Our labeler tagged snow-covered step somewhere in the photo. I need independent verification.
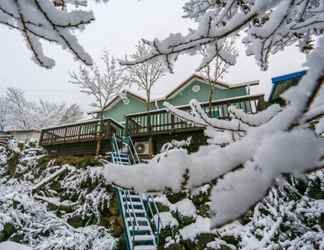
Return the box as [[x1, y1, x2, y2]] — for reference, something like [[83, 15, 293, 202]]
[[129, 225, 151, 231], [125, 212, 146, 218], [124, 208, 145, 213], [126, 218, 149, 226], [112, 152, 128, 156], [121, 195, 142, 200], [124, 201, 143, 206], [124, 204, 144, 210], [113, 157, 129, 161], [134, 245, 156, 250], [133, 235, 155, 242], [110, 137, 159, 250]]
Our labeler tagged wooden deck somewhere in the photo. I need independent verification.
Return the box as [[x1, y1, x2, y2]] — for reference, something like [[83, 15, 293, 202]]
[[40, 118, 123, 155], [126, 94, 264, 137], [40, 94, 265, 156], [125, 94, 265, 155]]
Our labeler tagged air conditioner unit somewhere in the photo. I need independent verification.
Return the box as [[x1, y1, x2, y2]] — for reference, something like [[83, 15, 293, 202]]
[[134, 141, 150, 155]]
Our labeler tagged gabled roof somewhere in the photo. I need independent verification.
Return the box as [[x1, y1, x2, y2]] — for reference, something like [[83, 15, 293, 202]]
[[88, 91, 146, 115], [88, 74, 259, 114], [165, 74, 259, 99]]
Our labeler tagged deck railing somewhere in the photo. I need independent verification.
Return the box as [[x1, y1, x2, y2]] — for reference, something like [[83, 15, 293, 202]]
[[126, 94, 265, 136], [40, 118, 124, 146]]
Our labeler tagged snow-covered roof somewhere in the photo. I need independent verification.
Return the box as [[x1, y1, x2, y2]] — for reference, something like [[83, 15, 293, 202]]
[[165, 74, 259, 99], [125, 94, 264, 117], [41, 117, 124, 130], [6, 129, 40, 133], [88, 74, 260, 114], [88, 91, 147, 115]]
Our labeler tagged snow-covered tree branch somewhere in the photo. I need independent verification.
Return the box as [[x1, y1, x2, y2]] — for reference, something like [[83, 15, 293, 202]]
[[199, 38, 238, 115], [70, 51, 128, 155], [123, 41, 167, 111], [0, 0, 110, 68], [102, 36, 324, 227], [70, 51, 128, 113], [1, 87, 83, 130], [123, 0, 324, 71]]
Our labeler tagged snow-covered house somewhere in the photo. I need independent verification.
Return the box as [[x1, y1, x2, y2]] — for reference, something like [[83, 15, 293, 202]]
[[90, 74, 260, 124], [7, 129, 41, 144], [40, 75, 264, 157]]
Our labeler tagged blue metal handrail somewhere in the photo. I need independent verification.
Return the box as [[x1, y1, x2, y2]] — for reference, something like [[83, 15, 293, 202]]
[[146, 195, 161, 245], [111, 133, 160, 249]]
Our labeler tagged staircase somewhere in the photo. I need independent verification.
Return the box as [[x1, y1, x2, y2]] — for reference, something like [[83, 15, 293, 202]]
[[110, 135, 161, 250]]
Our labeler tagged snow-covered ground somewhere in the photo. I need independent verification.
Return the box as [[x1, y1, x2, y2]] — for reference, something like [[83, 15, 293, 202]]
[[0, 145, 116, 250], [1, 142, 324, 249]]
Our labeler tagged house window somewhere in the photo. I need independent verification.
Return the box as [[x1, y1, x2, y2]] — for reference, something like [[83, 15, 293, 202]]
[[192, 85, 200, 93], [123, 98, 130, 105]]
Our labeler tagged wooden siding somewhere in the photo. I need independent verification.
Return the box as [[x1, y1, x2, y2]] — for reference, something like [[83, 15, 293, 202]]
[[166, 78, 247, 107], [102, 94, 146, 123]]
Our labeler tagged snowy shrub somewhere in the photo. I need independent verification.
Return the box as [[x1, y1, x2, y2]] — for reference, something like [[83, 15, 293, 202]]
[[0, 146, 117, 249], [0, 184, 115, 250]]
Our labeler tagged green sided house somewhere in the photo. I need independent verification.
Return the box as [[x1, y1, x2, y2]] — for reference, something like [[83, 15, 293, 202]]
[[40, 74, 264, 157], [96, 74, 260, 124]]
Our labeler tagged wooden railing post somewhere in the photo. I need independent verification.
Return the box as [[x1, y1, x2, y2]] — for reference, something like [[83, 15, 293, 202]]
[[147, 113, 152, 134], [63, 127, 67, 142]]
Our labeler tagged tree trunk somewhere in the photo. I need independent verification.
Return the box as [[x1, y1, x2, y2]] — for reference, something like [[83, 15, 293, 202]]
[[95, 110, 104, 157], [208, 81, 213, 117], [146, 91, 153, 157], [146, 91, 151, 133], [7, 151, 19, 177]]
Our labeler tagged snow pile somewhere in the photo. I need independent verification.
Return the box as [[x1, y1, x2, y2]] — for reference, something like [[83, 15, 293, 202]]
[[317, 117, 324, 135], [154, 212, 179, 229], [179, 216, 211, 241], [170, 198, 197, 218], [0, 241, 32, 250]]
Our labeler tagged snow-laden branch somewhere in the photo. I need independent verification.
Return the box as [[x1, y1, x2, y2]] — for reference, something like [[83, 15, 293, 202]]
[[102, 36, 324, 227], [32, 166, 67, 191], [228, 104, 282, 127], [70, 51, 128, 112], [164, 100, 249, 133], [0, 0, 105, 68], [0, 87, 83, 130], [122, 41, 167, 110], [122, 0, 324, 71]]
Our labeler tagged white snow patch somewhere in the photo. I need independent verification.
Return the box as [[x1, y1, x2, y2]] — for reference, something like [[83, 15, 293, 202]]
[[0, 241, 32, 250], [154, 212, 179, 229], [179, 216, 211, 240], [170, 198, 197, 218]]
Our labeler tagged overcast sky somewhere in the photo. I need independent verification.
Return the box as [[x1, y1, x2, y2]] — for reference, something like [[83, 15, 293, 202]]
[[0, 0, 305, 112]]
